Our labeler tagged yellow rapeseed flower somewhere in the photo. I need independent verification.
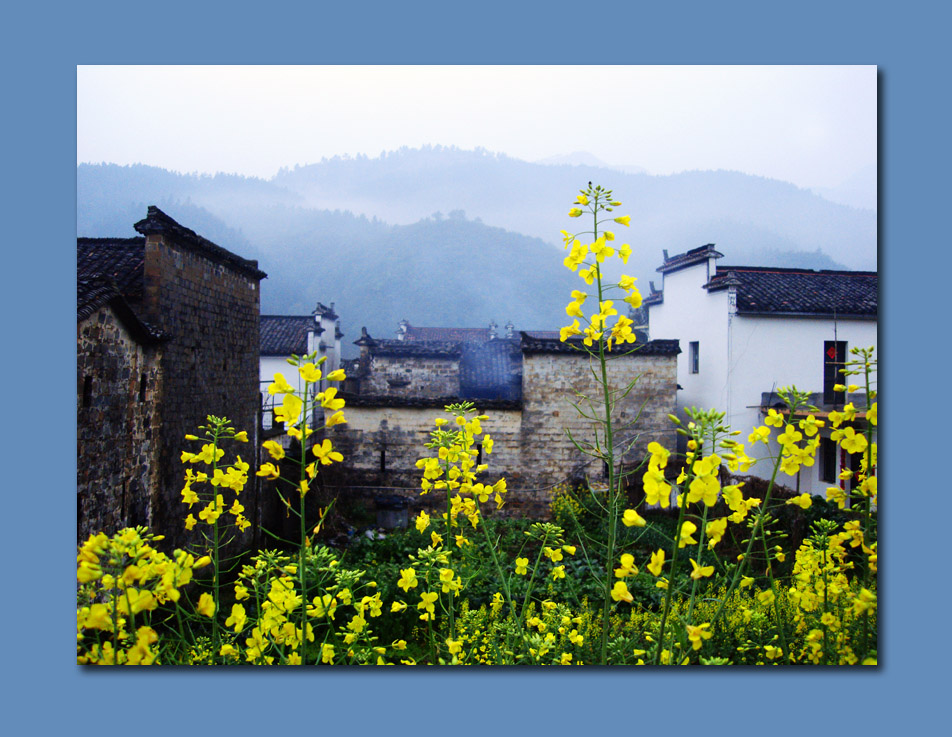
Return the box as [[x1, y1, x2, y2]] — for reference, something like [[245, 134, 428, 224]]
[[648, 549, 666, 577], [611, 581, 634, 603], [197, 593, 216, 618]]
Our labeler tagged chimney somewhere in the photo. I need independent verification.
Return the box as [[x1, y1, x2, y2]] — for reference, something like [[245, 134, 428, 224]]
[[396, 319, 409, 340], [505, 320, 514, 339], [355, 327, 376, 360], [488, 320, 498, 340]]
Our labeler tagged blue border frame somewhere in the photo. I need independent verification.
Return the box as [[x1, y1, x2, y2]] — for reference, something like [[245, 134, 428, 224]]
[[9, 0, 945, 733]]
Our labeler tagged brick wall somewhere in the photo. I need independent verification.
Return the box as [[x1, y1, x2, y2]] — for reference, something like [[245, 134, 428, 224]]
[[77, 305, 161, 540], [140, 233, 263, 550]]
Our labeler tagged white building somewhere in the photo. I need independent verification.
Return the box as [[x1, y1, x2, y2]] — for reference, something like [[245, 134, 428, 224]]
[[645, 245, 877, 496], [259, 303, 342, 431]]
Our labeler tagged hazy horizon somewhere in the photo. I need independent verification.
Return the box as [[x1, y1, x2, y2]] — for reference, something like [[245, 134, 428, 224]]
[[78, 66, 876, 195]]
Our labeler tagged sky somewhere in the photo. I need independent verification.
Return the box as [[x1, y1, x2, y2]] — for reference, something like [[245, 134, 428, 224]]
[[77, 65, 876, 192]]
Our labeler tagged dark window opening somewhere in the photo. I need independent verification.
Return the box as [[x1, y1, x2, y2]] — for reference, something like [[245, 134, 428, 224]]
[[823, 341, 847, 404], [689, 341, 699, 374], [603, 461, 610, 479], [82, 375, 93, 408], [379, 447, 387, 473], [138, 373, 147, 402], [476, 444, 483, 466], [819, 437, 838, 483]]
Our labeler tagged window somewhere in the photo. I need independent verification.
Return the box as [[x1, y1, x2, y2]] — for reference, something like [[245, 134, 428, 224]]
[[138, 373, 148, 402], [379, 447, 387, 473], [689, 341, 699, 374], [819, 436, 838, 482], [823, 341, 847, 404], [82, 375, 93, 408]]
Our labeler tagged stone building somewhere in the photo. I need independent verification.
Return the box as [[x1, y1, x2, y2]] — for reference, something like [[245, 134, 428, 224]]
[[77, 275, 166, 539], [330, 324, 680, 517], [77, 207, 267, 548]]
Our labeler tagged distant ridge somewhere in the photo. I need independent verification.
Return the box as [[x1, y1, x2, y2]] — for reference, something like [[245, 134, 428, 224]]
[[78, 147, 875, 357]]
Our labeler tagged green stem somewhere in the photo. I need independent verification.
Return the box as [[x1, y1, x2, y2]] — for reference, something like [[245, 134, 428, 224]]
[[654, 488, 690, 664], [686, 504, 711, 625], [589, 197, 622, 665], [520, 530, 551, 621], [211, 428, 221, 663], [758, 518, 790, 661], [297, 391, 311, 664], [441, 455, 455, 640], [709, 448, 785, 628]]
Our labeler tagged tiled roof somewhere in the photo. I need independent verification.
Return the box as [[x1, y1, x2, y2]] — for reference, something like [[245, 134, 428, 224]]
[[77, 238, 146, 300], [77, 275, 166, 343], [341, 393, 522, 410], [371, 339, 464, 358], [520, 333, 680, 356], [523, 330, 562, 340], [706, 266, 878, 318], [642, 285, 664, 307], [134, 206, 267, 280], [403, 325, 492, 342], [260, 315, 323, 355], [657, 244, 724, 274], [460, 340, 522, 401]]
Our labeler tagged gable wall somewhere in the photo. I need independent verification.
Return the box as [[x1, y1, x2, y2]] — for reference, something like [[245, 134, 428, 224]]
[[141, 234, 263, 548], [362, 354, 461, 398]]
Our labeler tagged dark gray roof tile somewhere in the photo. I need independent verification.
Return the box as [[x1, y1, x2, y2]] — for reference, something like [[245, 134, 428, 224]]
[[260, 315, 323, 355], [707, 266, 877, 317], [77, 238, 146, 300]]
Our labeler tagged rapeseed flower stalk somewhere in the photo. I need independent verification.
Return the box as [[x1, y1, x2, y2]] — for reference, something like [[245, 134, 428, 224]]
[[180, 415, 251, 659], [412, 401, 524, 659], [254, 350, 353, 663], [557, 184, 644, 662]]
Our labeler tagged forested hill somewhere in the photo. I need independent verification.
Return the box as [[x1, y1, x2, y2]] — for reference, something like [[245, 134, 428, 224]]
[[78, 148, 875, 356]]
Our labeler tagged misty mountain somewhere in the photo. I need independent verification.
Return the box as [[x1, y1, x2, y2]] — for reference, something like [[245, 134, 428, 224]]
[[270, 147, 875, 270], [810, 163, 878, 211], [77, 148, 875, 356], [535, 151, 647, 176]]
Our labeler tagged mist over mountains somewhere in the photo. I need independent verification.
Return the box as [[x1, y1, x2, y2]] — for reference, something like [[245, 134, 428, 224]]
[[77, 147, 876, 356]]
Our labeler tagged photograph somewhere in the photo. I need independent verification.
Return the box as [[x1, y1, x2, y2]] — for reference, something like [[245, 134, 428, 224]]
[[76, 65, 877, 667]]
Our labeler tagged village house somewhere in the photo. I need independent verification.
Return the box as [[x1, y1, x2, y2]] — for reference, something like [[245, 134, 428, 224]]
[[259, 303, 343, 432], [327, 321, 680, 517], [77, 207, 267, 548], [644, 244, 878, 496]]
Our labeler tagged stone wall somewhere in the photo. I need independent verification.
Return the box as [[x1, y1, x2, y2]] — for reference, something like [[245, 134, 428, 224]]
[[327, 403, 525, 516], [77, 305, 161, 540], [521, 350, 679, 491], [329, 346, 678, 520], [361, 354, 461, 398]]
